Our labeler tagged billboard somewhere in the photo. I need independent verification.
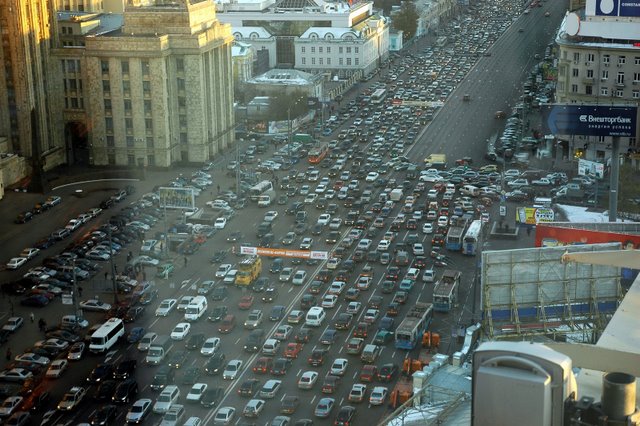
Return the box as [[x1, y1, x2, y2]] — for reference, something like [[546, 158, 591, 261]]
[[240, 246, 328, 260], [481, 243, 622, 338], [541, 104, 637, 137], [535, 222, 640, 249], [515, 207, 555, 225], [591, 0, 640, 17], [578, 159, 605, 179], [158, 187, 195, 209]]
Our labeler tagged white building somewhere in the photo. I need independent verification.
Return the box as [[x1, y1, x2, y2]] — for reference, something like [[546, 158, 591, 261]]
[[415, 0, 458, 37], [232, 27, 277, 69], [232, 41, 256, 83], [555, 0, 640, 162]]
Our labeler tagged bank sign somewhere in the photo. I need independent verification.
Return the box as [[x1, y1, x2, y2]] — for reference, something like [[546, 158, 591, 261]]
[[542, 104, 637, 137], [593, 0, 640, 16]]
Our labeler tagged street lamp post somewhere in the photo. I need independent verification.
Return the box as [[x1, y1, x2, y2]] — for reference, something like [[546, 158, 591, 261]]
[[107, 226, 119, 305]]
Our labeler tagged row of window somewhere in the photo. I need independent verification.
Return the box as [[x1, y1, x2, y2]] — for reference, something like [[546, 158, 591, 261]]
[[104, 99, 153, 113], [106, 154, 156, 167], [571, 69, 640, 85], [101, 59, 151, 76], [105, 117, 153, 131], [102, 80, 151, 95], [572, 52, 640, 66], [568, 84, 640, 98], [301, 46, 360, 54], [301, 57, 359, 66]]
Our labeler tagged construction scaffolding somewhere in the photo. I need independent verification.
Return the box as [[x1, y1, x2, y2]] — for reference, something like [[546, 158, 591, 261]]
[[481, 243, 623, 339]]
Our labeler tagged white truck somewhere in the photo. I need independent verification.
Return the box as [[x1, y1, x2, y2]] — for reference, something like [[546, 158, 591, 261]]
[[390, 188, 404, 202]]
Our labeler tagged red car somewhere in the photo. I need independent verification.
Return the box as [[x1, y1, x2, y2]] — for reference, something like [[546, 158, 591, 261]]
[[252, 357, 272, 374], [284, 343, 303, 359], [321, 374, 341, 394], [238, 295, 254, 310], [359, 365, 378, 383], [353, 322, 369, 338]]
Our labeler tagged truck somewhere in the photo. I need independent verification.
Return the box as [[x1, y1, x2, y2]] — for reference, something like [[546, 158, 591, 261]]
[[424, 154, 447, 169], [145, 335, 173, 365], [235, 256, 262, 287], [552, 185, 585, 201], [390, 188, 404, 202], [432, 270, 461, 313]]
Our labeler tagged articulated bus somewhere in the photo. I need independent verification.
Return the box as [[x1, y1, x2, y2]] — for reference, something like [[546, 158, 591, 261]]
[[394, 302, 433, 350], [462, 219, 483, 255], [371, 89, 387, 104], [308, 144, 329, 164]]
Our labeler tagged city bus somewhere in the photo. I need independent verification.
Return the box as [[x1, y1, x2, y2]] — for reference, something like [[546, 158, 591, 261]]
[[249, 180, 275, 201], [433, 270, 461, 313], [445, 223, 467, 251], [371, 89, 387, 104], [394, 302, 433, 350], [89, 318, 125, 354], [308, 144, 329, 164], [462, 219, 483, 256]]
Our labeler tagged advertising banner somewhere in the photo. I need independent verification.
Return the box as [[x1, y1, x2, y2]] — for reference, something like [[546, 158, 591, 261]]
[[593, 0, 640, 17], [578, 159, 605, 179], [541, 104, 637, 137], [240, 246, 328, 259], [158, 187, 195, 209], [535, 224, 640, 248], [516, 207, 555, 225]]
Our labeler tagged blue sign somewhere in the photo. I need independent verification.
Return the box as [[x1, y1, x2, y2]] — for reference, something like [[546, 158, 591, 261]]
[[541, 104, 637, 137], [595, 0, 640, 16]]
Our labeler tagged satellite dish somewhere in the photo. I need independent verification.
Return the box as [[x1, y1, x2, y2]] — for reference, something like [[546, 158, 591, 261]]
[[565, 13, 580, 36]]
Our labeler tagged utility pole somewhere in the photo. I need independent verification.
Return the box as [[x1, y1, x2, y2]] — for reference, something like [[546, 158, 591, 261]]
[[72, 259, 83, 322], [107, 226, 119, 305]]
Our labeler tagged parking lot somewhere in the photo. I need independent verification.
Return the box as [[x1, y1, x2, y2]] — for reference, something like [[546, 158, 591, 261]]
[[0, 0, 571, 425]]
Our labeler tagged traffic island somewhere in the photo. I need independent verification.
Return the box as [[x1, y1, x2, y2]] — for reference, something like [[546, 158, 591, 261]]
[[489, 221, 519, 239]]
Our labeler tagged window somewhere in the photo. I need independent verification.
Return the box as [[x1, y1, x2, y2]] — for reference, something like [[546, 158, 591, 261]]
[[179, 115, 187, 127], [327, 47, 331, 53], [617, 72, 625, 85], [586, 69, 594, 78], [102, 80, 110, 93], [126, 136, 134, 147], [180, 133, 188, 144], [143, 81, 151, 94], [635, 57, 640, 65], [104, 99, 112, 111], [572, 68, 579, 77], [178, 97, 186, 107], [147, 137, 154, 148], [573, 52, 580, 62], [603, 54, 610, 64], [339, 47, 343, 54], [125, 118, 133, 131], [319, 58, 323, 65], [311, 47, 315, 53], [124, 99, 132, 111], [347, 58, 352, 66], [70, 98, 78, 108], [301, 47, 305, 53], [101, 60, 109, 73], [601, 70, 609, 80], [141, 60, 150, 76], [319, 47, 323, 53], [355, 47, 359, 54], [128, 154, 136, 166], [106, 136, 115, 147], [107, 154, 115, 165], [600, 87, 608, 96], [144, 100, 151, 113], [311, 58, 316, 65], [301, 58, 306, 65], [123, 80, 131, 95], [327, 58, 331, 65], [585, 85, 592, 95], [145, 118, 153, 130], [633, 90, 640, 99], [571, 84, 578, 93], [177, 79, 185, 91], [587, 53, 595, 63], [634, 72, 640, 82], [616, 90, 623, 97], [147, 155, 155, 166], [339, 58, 343, 65], [105, 117, 113, 130], [618, 56, 626, 65], [121, 60, 129, 74], [355, 58, 359, 65], [346, 47, 351, 54]]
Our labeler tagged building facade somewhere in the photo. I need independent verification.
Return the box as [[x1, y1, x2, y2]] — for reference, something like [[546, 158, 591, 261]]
[[53, 0, 235, 167], [555, 0, 640, 162]]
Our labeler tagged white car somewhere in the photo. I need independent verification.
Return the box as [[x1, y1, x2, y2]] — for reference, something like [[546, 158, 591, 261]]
[[298, 371, 319, 390], [0, 396, 23, 417], [437, 216, 449, 227], [328, 281, 346, 295], [15, 353, 50, 365], [186, 383, 207, 402], [0, 368, 32, 382], [357, 239, 372, 250], [65, 219, 82, 231], [321, 294, 338, 308], [304, 193, 318, 204], [156, 299, 177, 316], [127, 221, 150, 231], [329, 218, 342, 230], [126, 398, 152, 424], [264, 211, 278, 222], [215, 264, 232, 278], [170, 322, 191, 340], [273, 325, 293, 341], [200, 337, 221, 356], [79, 299, 112, 312], [376, 240, 391, 251], [6, 257, 27, 270], [314, 184, 327, 194], [317, 214, 331, 226], [364, 309, 379, 323], [2, 317, 23, 332], [214, 217, 227, 229], [213, 407, 235, 425], [141, 240, 158, 252], [365, 172, 379, 182], [223, 360, 243, 380], [422, 223, 433, 234], [19, 248, 40, 260], [369, 386, 388, 405], [46, 359, 68, 378], [413, 243, 425, 256], [346, 301, 362, 314], [330, 358, 348, 376]]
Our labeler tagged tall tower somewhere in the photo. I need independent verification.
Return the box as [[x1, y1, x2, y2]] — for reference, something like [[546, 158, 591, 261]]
[[85, 0, 235, 167], [0, 0, 64, 169]]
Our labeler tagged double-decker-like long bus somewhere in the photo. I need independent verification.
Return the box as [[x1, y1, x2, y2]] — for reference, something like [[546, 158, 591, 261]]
[[394, 302, 433, 350], [308, 144, 329, 164], [462, 219, 483, 255]]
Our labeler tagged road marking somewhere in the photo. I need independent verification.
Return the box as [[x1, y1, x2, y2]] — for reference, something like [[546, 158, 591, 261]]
[[296, 368, 302, 377], [338, 346, 343, 354], [280, 393, 287, 402], [310, 395, 316, 404], [339, 397, 345, 405]]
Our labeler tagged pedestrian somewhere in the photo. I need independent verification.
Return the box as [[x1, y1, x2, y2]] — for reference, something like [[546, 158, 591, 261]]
[[5, 348, 11, 361], [114, 264, 118, 275], [184, 257, 188, 267], [78, 287, 83, 297], [29, 312, 34, 323], [159, 241, 164, 251], [104, 271, 109, 281], [38, 318, 45, 332], [217, 184, 221, 193]]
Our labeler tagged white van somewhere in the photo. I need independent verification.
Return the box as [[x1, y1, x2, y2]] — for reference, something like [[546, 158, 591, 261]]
[[305, 307, 326, 327], [153, 385, 180, 414], [533, 197, 552, 208], [257, 195, 272, 207], [460, 185, 480, 197], [184, 296, 208, 321]]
